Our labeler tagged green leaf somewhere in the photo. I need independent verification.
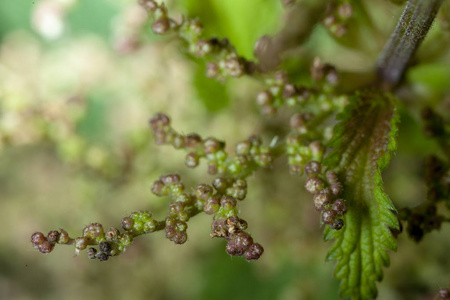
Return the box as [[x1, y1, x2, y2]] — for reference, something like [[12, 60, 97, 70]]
[[323, 91, 399, 300]]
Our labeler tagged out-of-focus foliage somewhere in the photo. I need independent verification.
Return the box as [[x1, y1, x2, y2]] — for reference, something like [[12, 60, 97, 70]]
[[1, 0, 449, 300]]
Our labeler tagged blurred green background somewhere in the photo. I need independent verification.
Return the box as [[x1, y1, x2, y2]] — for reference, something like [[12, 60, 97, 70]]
[[0, 0, 449, 299]]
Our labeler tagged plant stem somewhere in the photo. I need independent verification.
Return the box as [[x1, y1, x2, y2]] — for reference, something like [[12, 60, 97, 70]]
[[377, 0, 444, 88]]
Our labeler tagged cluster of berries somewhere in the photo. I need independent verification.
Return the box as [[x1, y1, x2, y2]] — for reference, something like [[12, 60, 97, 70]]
[[323, 2, 353, 38], [149, 113, 275, 177], [211, 216, 264, 261], [304, 162, 347, 230], [138, 0, 252, 80]]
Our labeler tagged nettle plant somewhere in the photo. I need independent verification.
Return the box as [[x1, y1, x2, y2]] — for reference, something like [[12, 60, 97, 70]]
[[29, 0, 450, 299]]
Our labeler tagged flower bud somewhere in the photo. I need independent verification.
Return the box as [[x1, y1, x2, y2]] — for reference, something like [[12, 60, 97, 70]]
[[313, 191, 331, 211], [236, 141, 252, 156], [195, 184, 214, 200], [244, 243, 264, 261], [185, 133, 202, 148], [206, 62, 219, 78], [203, 138, 224, 154], [304, 161, 321, 176], [204, 196, 220, 215], [31, 232, 46, 246], [38, 241, 54, 254], [256, 90, 273, 106], [235, 232, 253, 252], [152, 18, 171, 35], [331, 219, 344, 230], [185, 152, 200, 168], [322, 210, 337, 225], [161, 174, 181, 185], [151, 180, 166, 196], [149, 113, 170, 130], [121, 217, 134, 231], [99, 241, 111, 254], [165, 225, 176, 239], [213, 177, 229, 191], [96, 252, 109, 262], [87, 247, 97, 260], [75, 237, 88, 251], [173, 232, 187, 244], [83, 223, 104, 239], [330, 182, 343, 196], [106, 228, 120, 241], [47, 230, 60, 243], [221, 196, 237, 210], [58, 229, 70, 244], [305, 177, 325, 194], [332, 199, 347, 215]]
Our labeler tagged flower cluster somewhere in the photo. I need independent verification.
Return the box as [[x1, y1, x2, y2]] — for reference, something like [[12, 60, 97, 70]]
[[211, 216, 264, 261], [436, 287, 450, 300], [396, 106, 450, 241], [149, 113, 277, 177], [138, 0, 254, 80], [304, 164, 347, 230], [398, 155, 449, 242], [323, 2, 354, 37]]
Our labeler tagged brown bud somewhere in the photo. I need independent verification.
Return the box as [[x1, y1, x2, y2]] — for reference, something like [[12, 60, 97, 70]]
[[47, 230, 60, 243], [38, 241, 54, 254]]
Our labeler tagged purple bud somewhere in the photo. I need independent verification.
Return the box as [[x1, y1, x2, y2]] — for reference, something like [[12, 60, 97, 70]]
[[256, 90, 273, 106], [38, 241, 54, 254], [244, 243, 264, 261], [165, 225, 176, 240], [46, 230, 60, 243], [206, 62, 219, 78], [161, 174, 181, 185], [305, 177, 325, 194], [105, 228, 120, 241], [322, 210, 337, 225], [149, 113, 170, 130], [213, 177, 229, 191], [235, 232, 253, 251], [185, 152, 200, 168], [152, 18, 171, 35], [87, 247, 97, 260], [221, 196, 237, 210], [304, 161, 321, 176], [332, 199, 347, 215], [331, 219, 344, 230], [313, 191, 331, 211], [195, 184, 214, 200], [151, 180, 166, 196], [99, 241, 111, 254], [173, 232, 188, 244], [204, 196, 220, 215], [75, 237, 88, 251], [31, 232, 46, 246], [58, 229, 70, 244], [121, 217, 134, 231]]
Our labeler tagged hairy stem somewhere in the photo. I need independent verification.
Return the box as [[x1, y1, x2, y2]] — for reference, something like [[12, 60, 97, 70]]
[[377, 0, 444, 88]]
